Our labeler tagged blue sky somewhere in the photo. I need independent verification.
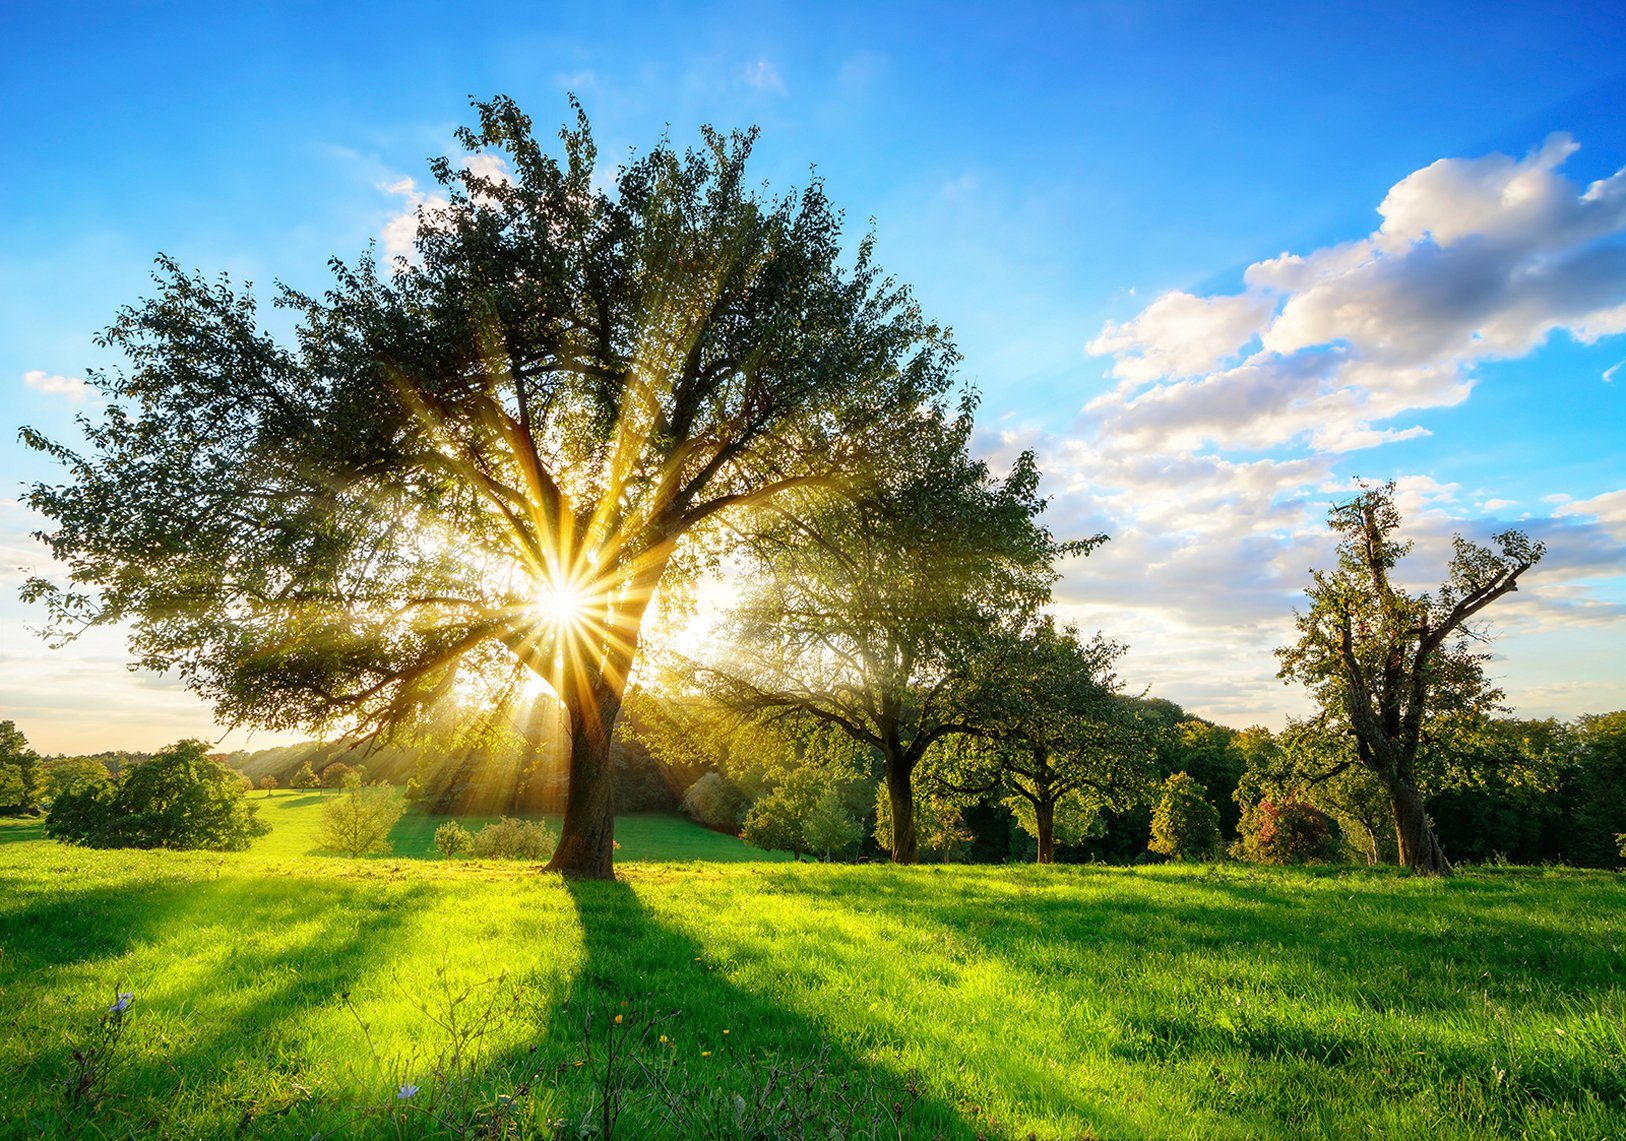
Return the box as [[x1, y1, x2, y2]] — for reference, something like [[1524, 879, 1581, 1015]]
[[3, 1, 1625, 753]]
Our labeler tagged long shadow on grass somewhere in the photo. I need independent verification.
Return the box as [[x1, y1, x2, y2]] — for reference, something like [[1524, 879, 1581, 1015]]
[[535, 877, 981, 1139]]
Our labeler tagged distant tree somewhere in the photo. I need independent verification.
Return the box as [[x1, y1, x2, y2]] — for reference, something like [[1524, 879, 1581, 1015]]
[[1568, 711, 1626, 867], [1158, 720, 1245, 837], [45, 740, 269, 851], [291, 761, 319, 789], [319, 774, 406, 857], [433, 819, 474, 859], [1148, 772, 1222, 861], [704, 397, 1099, 863], [319, 761, 355, 789], [1236, 799, 1343, 864], [803, 786, 862, 860], [929, 619, 1155, 863], [0, 721, 43, 816], [257, 775, 279, 791], [740, 765, 831, 858], [1278, 482, 1544, 875], [21, 97, 957, 879]]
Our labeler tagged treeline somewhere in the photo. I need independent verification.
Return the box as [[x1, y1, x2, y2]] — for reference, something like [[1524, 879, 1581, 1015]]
[[635, 698, 1626, 869]]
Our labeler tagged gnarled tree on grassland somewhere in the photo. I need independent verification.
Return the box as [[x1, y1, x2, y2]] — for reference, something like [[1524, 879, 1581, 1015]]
[[1277, 482, 1544, 876], [21, 96, 955, 878]]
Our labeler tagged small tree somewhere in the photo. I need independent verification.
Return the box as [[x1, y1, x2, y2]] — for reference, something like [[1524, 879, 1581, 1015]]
[[802, 786, 862, 860], [740, 766, 829, 858], [434, 819, 474, 859], [1148, 772, 1222, 860], [291, 761, 319, 789], [45, 740, 269, 851], [1237, 799, 1343, 864], [257, 775, 279, 791], [318, 774, 406, 857], [320, 762, 354, 789]]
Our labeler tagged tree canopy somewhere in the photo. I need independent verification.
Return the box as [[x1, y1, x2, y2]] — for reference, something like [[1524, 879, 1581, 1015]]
[[22, 96, 957, 877], [1277, 481, 1544, 875]]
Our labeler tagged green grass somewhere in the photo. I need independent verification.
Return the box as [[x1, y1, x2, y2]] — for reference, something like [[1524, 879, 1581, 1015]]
[[235, 789, 783, 863], [0, 842, 1621, 1139]]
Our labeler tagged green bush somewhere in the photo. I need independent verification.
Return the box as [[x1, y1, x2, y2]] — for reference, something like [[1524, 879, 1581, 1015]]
[[45, 740, 269, 851], [319, 762, 354, 789], [291, 761, 319, 789], [1237, 798, 1343, 864], [681, 772, 750, 833], [434, 819, 474, 859], [318, 775, 406, 857], [471, 817, 557, 860], [1148, 772, 1221, 860], [803, 786, 862, 859]]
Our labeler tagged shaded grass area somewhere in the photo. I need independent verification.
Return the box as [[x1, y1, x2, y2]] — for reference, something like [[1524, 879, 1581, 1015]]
[[0, 847, 1621, 1138]]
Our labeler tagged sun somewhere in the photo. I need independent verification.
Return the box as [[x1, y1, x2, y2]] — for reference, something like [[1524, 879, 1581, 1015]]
[[535, 580, 588, 629]]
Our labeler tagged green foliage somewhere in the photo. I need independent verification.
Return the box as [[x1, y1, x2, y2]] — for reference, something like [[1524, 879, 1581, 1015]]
[[1237, 799, 1344, 864], [44, 740, 269, 851], [1148, 772, 1222, 860], [44, 756, 113, 802], [470, 816, 557, 860], [0, 720, 43, 815], [318, 776, 406, 858], [257, 775, 279, 790], [802, 786, 863, 859], [319, 761, 354, 789], [680, 771, 751, 833], [874, 785, 971, 862], [290, 761, 319, 789], [433, 820, 473, 859]]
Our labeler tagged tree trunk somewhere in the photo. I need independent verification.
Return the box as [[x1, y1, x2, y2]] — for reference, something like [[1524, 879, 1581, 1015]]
[[1035, 800, 1056, 864], [885, 761, 918, 864], [1387, 776, 1451, 876], [545, 687, 621, 879]]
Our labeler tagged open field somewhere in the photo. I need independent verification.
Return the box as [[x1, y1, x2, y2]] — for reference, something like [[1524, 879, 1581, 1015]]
[[0, 841, 1621, 1139]]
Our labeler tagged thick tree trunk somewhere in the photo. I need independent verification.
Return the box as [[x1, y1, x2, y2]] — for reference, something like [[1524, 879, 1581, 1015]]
[[1035, 800, 1056, 864], [1387, 776, 1451, 876], [885, 761, 918, 865], [545, 688, 621, 879]]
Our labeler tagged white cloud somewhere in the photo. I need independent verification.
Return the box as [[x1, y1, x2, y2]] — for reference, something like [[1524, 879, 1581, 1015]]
[[23, 369, 90, 402], [1086, 134, 1626, 454], [379, 155, 512, 263]]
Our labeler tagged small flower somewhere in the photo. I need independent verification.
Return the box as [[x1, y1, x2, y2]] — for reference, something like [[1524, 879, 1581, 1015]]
[[722, 1029, 729, 1035], [701, 1050, 712, 1058], [109, 992, 133, 1014], [396, 1083, 419, 1100], [659, 1035, 669, 1044], [613, 1014, 623, 1024]]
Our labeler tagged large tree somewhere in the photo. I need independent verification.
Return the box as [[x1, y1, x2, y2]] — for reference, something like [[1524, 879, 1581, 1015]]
[[699, 397, 1099, 862], [21, 98, 955, 878], [1277, 482, 1544, 875], [927, 619, 1154, 863]]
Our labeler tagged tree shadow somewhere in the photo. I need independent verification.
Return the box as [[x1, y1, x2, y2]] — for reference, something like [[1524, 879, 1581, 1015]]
[[520, 875, 1011, 1139]]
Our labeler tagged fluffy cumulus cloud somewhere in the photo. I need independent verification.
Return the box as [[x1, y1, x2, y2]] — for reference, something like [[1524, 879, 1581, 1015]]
[[1087, 135, 1626, 454], [23, 369, 90, 402], [1043, 136, 1626, 726]]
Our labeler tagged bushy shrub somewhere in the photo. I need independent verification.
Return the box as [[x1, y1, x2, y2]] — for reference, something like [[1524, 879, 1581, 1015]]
[[434, 819, 474, 859], [291, 761, 319, 789], [45, 740, 269, 851], [681, 772, 750, 833], [1148, 771, 1221, 860], [318, 774, 406, 857], [320, 762, 354, 789], [1237, 798, 1343, 864], [471, 816, 557, 860]]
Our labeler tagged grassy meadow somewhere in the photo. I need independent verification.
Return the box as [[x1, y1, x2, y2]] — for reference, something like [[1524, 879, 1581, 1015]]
[[1, 814, 1622, 1139]]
